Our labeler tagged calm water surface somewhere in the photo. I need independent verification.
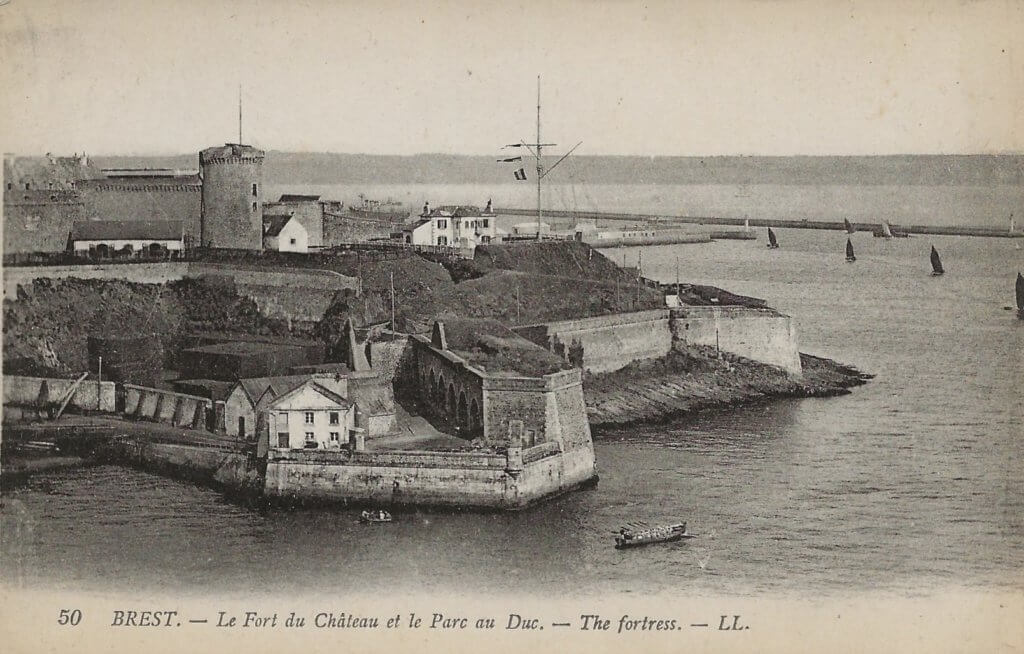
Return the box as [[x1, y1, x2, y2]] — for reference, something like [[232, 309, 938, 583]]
[[2, 229, 1022, 598]]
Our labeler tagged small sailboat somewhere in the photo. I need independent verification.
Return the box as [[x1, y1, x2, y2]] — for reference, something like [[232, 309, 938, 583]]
[[875, 220, 895, 238], [845, 238, 856, 262], [844, 218, 855, 234], [1016, 272, 1023, 318], [930, 245, 944, 276], [766, 227, 779, 249], [614, 522, 694, 549], [744, 218, 750, 232]]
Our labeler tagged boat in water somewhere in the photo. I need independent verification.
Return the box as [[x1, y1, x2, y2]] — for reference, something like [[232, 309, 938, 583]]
[[1017, 272, 1024, 318], [930, 245, 944, 276], [360, 509, 393, 523], [846, 238, 856, 262], [874, 220, 910, 238], [844, 218, 855, 235], [614, 522, 693, 549], [767, 227, 779, 249]]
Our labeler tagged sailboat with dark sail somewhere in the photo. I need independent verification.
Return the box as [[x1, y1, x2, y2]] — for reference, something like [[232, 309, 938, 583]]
[[846, 238, 856, 262], [930, 245, 944, 276], [1016, 272, 1023, 318], [767, 227, 779, 249]]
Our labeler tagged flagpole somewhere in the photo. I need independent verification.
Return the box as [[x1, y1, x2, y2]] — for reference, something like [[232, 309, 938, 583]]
[[536, 75, 542, 240]]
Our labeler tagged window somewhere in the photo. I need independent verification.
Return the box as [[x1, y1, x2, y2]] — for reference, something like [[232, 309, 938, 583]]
[[289, 238, 296, 245], [25, 183, 30, 190], [7, 182, 12, 190], [329, 432, 340, 442], [252, 202, 257, 211], [437, 236, 448, 246], [304, 412, 315, 425], [252, 183, 258, 196], [480, 219, 489, 228], [278, 433, 289, 448], [329, 412, 340, 426], [436, 219, 447, 229], [305, 432, 315, 445]]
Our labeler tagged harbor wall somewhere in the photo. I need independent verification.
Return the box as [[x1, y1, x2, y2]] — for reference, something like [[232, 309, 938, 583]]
[[263, 439, 596, 509], [2, 375, 117, 415], [513, 309, 672, 374], [96, 438, 262, 496], [671, 306, 802, 376]]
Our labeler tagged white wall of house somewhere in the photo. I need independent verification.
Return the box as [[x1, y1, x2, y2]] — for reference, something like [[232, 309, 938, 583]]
[[406, 212, 497, 247], [265, 218, 309, 253], [267, 384, 355, 450]]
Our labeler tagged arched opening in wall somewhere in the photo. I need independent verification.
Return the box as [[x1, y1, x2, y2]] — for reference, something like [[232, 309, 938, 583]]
[[118, 244, 134, 259], [447, 384, 456, 419], [470, 399, 481, 434], [436, 373, 445, 410], [149, 242, 167, 259], [429, 370, 437, 402], [95, 243, 109, 259], [457, 392, 468, 430]]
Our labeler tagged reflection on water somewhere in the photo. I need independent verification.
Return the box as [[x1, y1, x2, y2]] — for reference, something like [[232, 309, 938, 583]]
[[3, 230, 1022, 598]]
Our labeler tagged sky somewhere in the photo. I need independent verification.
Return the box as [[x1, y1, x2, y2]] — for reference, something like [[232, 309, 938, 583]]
[[1, 0, 1021, 156]]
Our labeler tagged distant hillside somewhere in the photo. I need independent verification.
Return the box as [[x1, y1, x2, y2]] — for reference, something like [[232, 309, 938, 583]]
[[89, 153, 1024, 186]]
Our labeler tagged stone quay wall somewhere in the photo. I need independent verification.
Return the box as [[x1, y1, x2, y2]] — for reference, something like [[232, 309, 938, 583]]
[[263, 438, 592, 510], [671, 306, 802, 376]]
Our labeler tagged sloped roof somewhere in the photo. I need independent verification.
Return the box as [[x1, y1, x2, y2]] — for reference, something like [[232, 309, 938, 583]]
[[70, 219, 184, 241], [403, 218, 431, 232], [263, 215, 293, 237], [277, 194, 321, 202], [236, 374, 314, 405], [266, 379, 352, 409]]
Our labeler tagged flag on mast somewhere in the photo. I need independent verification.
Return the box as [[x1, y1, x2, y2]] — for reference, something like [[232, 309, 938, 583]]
[[514, 168, 527, 181], [497, 156, 523, 163]]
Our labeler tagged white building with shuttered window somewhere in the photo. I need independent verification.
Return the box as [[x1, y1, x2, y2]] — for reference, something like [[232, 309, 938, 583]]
[[266, 379, 355, 450]]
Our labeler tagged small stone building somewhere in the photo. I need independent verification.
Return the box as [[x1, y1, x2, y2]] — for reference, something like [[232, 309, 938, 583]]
[[69, 219, 185, 258]]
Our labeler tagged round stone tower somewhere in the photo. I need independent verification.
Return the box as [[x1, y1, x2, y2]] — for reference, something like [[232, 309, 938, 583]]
[[199, 143, 265, 249]]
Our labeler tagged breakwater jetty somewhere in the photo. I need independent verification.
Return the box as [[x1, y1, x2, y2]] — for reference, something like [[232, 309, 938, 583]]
[[496, 207, 1024, 239]]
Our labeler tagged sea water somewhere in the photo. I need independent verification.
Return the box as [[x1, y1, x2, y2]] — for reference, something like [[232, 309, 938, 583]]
[[2, 228, 1022, 598]]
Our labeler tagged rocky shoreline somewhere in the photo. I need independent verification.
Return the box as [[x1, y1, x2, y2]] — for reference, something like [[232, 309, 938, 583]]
[[584, 346, 872, 429]]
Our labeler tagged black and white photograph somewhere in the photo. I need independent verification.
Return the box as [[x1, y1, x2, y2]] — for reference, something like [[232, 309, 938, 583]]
[[1, 1, 1021, 652]]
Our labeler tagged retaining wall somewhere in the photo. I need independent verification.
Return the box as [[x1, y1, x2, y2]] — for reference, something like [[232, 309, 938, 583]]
[[514, 309, 672, 374], [3, 263, 356, 330], [2, 375, 116, 414], [122, 384, 212, 429], [671, 306, 802, 376]]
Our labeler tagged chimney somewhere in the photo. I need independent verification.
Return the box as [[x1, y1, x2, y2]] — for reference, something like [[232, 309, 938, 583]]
[[430, 321, 448, 350]]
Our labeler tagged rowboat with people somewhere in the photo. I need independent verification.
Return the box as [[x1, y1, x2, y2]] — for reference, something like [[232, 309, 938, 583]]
[[360, 509, 393, 523], [614, 522, 693, 549]]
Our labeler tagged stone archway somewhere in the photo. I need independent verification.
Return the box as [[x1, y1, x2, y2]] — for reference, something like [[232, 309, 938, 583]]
[[447, 383, 456, 419], [436, 373, 446, 410], [457, 391, 468, 429], [470, 398, 481, 433]]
